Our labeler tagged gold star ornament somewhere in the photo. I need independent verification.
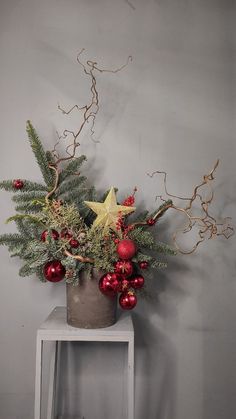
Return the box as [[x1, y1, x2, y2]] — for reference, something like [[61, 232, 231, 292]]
[[84, 187, 136, 232]]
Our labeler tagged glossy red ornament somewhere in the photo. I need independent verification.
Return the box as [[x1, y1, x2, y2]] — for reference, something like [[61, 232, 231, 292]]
[[114, 260, 134, 277], [147, 218, 156, 226], [130, 275, 145, 289], [99, 272, 122, 297], [116, 239, 136, 260], [119, 291, 137, 310], [13, 179, 24, 190], [70, 238, 79, 248], [41, 229, 59, 242], [43, 260, 66, 282], [118, 278, 130, 292], [138, 261, 149, 270]]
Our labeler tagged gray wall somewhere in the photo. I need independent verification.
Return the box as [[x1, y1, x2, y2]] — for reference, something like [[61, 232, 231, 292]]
[[0, 1, 235, 418]]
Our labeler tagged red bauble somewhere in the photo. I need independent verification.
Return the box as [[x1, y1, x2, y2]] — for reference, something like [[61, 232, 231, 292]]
[[43, 260, 66, 282], [130, 275, 145, 289], [117, 239, 136, 260], [147, 218, 156, 226], [99, 273, 122, 297], [13, 179, 24, 190], [41, 229, 59, 242], [60, 229, 73, 240], [114, 260, 134, 278], [139, 261, 149, 270], [118, 278, 131, 292], [70, 239, 79, 248], [119, 291, 137, 310]]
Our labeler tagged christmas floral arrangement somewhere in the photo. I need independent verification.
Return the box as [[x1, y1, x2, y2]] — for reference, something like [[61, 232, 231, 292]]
[[0, 52, 233, 311], [0, 120, 176, 310]]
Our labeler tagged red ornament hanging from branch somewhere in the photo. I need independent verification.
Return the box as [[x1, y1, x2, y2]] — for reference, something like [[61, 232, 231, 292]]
[[43, 260, 66, 283], [116, 239, 136, 260], [119, 291, 137, 310]]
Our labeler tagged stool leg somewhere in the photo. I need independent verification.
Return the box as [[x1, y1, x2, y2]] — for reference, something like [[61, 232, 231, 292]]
[[127, 337, 134, 419], [47, 341, 59, 419], [35, 336, 43, 419]]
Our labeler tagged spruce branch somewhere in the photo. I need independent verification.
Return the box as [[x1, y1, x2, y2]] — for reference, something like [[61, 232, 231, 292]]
[[35, 267, 47, 282], [152, 242, 177, 255], [19, 263, 36, 277], [59, 187, 90, 204], [26, 120, 54, 187], [0, 180, 48, 193], [56, 176, 87, 197], [12, 191, 46, 204], [59, 155, 87, 183], [0, 233, 26, 246], [6, 213, 45, 226], [151, 260, 168, 269]]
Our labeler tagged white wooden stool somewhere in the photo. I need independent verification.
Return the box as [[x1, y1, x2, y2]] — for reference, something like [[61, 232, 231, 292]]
[[34, 306, 134, 419]]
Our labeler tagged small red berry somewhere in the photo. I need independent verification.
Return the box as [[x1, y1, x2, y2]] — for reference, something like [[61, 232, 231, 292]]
[[13, 179, 24, 190], [69, 239, 79, 248], [41, 229, 59, 242], [139, 261, 149, 270], [147, 218, 156, 226]]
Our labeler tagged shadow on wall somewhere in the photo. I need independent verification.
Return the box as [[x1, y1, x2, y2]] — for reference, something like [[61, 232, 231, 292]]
[[132, 216, 203, 419], [133, 311, 177, 419]]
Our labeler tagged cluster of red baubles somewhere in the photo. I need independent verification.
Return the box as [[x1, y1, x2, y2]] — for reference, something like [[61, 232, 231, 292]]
[[13, 180, 155, 305], [41, 228, 80, 249], [42, 233, 149, 312], [99, 239, 148, 310]]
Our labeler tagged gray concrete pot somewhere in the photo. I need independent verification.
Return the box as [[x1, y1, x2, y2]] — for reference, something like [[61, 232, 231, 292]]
[[66, 270, 117, 329]]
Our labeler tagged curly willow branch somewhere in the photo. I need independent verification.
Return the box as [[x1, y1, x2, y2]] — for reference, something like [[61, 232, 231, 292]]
[[147, 160, 234, 254], [44, 51, 132, 263], [64, 249, 94, 264], [54, 49, 132, 166]]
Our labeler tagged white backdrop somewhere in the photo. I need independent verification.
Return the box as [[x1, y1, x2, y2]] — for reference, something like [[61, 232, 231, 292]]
[[0, 1, 235, 418]]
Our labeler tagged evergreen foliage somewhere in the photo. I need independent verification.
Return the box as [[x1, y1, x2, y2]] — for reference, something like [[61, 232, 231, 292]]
[[0, 121, 176, 288], [26, 120, 54, 187], [58, 155, 87, 183], [87, 227, 117, 272], [0, 180, 48, 192]]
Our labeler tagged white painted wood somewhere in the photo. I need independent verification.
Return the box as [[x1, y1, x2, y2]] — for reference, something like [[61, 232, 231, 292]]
[[35, 306, 134, 419], [38, 307, 134, 340], [34, 335, 43, 419], [128, 337, 134, 419], [47, 341, 59, 419]]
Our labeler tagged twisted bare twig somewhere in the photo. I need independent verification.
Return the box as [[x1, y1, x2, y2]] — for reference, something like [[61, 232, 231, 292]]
[[45, 165, 60, 203], [64, 249, 94, 263], [147, 160, 234, 254], [46, 51, 132, 263], [53, 49, 132, 166]]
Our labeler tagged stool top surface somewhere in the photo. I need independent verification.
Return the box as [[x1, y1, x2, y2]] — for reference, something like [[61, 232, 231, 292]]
[[37, 307, 134, 341]]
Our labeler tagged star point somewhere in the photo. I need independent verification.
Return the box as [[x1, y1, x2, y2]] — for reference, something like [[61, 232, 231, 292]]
[[84, 187, 135, 233]]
